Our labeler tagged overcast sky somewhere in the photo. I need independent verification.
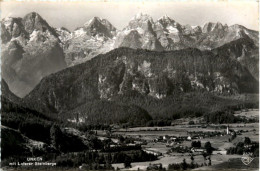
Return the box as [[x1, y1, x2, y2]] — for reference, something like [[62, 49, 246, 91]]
[[1, 1, 259, 31]]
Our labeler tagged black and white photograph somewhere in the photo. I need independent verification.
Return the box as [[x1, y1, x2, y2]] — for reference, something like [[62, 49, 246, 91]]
[[1, 1, 259, 170]]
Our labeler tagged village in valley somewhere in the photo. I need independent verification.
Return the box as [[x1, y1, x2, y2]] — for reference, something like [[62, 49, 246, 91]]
[[2, 102, 259, 171], [62, 109, 259, 170]]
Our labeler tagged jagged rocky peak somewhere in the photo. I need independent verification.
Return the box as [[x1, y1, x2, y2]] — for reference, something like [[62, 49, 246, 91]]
[[202, 22, 227, 33], [159, 14, 172, 21], [127, 13, 155, 31], [132, 12, 153, 21], [83, 16, 117, 38], [84, 16, 104, 29], [62, 16, 119, 66], [22, 12, 53, 34], [84, 16, 101, 26], [1, 17, 28, 44], [192, 25, 202, 33], [1, 12, 67, 98], [157, 14, 179, 28], [100, 18, 117, 32], [202, 22, 214, 32], [2, 17, 22, 32], [1, 12, 59, 45]]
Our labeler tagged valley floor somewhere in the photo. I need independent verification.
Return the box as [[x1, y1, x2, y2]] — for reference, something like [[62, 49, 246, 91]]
[[2, 110, 259, 171], [110, 110, 259, 170]]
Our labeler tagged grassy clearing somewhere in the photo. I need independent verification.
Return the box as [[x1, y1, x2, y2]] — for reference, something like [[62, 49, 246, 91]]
[[209, 157, 259, 170], [112, 154, 243, 170], [234, 109, 259, 120]]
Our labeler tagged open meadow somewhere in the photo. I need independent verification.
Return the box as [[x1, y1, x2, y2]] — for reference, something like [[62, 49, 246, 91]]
[[111, 110, 259, 170]]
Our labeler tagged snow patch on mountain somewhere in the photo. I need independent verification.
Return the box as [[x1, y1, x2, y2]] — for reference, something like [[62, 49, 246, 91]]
[[167, 26, 179, 34], [2, 17, 13, 29], [73, 28, 86, 37], [29, 30, 39, 42]]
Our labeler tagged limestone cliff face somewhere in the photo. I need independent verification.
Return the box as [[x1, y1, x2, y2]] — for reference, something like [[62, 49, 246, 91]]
[[213, 37, 259, 81], [23, 47, 258, 116]]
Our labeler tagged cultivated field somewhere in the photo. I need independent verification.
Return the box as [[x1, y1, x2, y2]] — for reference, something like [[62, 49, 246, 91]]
[[112, 110, 259, 170]]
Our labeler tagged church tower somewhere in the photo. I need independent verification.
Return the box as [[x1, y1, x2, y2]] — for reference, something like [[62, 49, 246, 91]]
[[226, 125, 229, 135]]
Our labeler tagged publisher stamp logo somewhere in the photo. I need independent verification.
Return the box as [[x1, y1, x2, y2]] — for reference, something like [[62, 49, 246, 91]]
[[241, 153, 254, 165]]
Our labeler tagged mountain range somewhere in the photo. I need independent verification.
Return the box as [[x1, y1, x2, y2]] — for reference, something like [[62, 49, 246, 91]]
[[1, 12, 259, 124], [55, 13, 259, 66], [59, 13, 258, 66], [2, 12, 259, 98]]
